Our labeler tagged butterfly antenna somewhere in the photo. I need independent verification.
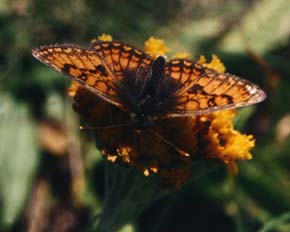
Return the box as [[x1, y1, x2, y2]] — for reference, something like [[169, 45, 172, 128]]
[[148, 129, 190, 157], [80, 122, 131, 130]]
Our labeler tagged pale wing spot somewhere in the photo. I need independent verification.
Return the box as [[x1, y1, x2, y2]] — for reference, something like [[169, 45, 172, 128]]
[[74, 48, 82, 53], [54, 48, 62, 52], [246, 85, 257, 95], [85, 49, 95, 54], [64, 48, 72, 53]]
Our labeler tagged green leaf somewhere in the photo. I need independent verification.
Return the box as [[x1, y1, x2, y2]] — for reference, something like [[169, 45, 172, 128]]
[[118, 224, 135, 232], [0, 94, 39, 228], [220, 0, 290, 54], [258, 211, 290, 232], [234, 106, 256, 131]]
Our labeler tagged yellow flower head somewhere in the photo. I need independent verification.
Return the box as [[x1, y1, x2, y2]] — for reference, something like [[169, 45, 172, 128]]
[[68, 34, 257, 188], [144, 37, 170, 58], [172, 52, 192, 59], [198, 54, 226, 73], [91, 33, 113, 43]]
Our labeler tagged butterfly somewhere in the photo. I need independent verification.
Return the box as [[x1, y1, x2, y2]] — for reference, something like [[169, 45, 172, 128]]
[[32, 40, 266, 129]]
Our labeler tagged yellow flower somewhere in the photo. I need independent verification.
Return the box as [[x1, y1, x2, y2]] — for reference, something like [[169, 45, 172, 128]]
[[90, 33, 113, 44], [198, 54, 226, 73], [194, 55, 254, 173], [172, 52, 192, 59], [200, 110, 255, 174], [68, 34, 257, 188], [144, 37, 170, 58], [67, 81, 79, 97]]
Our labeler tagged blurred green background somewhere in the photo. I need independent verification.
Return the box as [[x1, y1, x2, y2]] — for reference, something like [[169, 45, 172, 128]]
[[1, 0, 290, 231]]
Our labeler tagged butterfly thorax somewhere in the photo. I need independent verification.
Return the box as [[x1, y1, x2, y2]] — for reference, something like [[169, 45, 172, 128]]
[[116, 56, 179, 129], [130, 112, 155, 129]]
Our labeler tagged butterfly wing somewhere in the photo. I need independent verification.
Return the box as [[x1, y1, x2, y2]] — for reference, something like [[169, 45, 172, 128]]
[[90, 40, 153, 80], [32, 41, 153, 110], [163, 59, 266, 118]]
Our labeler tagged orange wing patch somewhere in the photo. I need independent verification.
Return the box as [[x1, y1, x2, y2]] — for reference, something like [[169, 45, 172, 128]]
[[164, 59, 266, 117], [32, 44, 124, 108]]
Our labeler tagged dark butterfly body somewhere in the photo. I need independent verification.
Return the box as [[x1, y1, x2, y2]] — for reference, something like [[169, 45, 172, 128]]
[[117, 56, 181, 129]]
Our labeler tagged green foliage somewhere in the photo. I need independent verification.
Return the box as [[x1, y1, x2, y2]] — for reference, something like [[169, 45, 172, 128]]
[[220, 0, 290, 54], [0, 94, 39, 229], [258, 211, 290, 232]]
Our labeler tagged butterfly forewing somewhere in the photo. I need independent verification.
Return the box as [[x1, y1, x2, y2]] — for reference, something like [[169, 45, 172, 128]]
[[164, 59, 266, 117], [32, 44, 126, 108]]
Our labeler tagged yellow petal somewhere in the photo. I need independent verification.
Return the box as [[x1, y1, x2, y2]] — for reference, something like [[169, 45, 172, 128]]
[[202, 54, 226, 73], [91, 33, 113, 44], [172, 52, 191, 59], [144, 37, 170, 58]]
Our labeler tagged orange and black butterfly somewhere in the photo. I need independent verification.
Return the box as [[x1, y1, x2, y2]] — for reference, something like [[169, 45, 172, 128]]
[[32, 40, 266, 129]]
